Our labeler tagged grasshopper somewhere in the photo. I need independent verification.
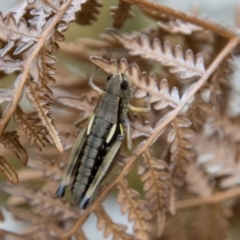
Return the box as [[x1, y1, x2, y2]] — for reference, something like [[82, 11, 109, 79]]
[[56, 57, 150, 209]]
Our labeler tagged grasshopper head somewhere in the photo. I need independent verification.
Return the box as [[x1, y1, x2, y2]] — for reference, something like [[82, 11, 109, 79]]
[[104, 73, 133, 100]]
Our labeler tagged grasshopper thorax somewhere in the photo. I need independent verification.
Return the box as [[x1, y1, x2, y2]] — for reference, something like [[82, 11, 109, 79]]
[[104, 73, 133, 100]]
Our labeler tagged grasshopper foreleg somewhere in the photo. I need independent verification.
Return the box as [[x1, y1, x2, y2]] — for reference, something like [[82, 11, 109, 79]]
[[129, 94, 151, 113], [74, 115, 90, 128], [56, 127, 87, 198]]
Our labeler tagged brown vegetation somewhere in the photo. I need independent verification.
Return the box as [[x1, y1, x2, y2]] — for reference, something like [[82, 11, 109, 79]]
[[0, 0, 240, 239]]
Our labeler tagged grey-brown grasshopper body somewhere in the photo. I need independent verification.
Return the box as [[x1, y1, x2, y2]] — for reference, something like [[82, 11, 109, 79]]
[[56, 59, 150, 209]]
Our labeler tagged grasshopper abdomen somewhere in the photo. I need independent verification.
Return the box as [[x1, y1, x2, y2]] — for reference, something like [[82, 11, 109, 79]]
[[72, 92, 121, 208]]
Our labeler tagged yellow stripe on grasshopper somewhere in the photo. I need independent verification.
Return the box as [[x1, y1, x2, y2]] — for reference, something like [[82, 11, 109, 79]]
[[87, 114, 95, 135]]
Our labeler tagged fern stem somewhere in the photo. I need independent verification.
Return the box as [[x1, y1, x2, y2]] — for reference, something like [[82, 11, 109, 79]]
[[63, 37, 239, 239], [123, 0, 239, 39], [177, 186, 240, 209]]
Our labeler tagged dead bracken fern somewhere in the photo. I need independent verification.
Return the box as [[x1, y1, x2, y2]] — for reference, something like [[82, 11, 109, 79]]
[[0, 0, 240, 240]]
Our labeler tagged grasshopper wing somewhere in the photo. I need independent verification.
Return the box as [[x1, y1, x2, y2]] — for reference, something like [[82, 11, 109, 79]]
[[79, 134, 123, 209], [56, 127, 87, 198]]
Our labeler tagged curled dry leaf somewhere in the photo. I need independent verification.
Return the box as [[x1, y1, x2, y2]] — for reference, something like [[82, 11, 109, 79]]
[[0, 156, 18, 184]]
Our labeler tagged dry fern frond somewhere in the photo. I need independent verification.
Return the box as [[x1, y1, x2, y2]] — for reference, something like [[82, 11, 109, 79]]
[[194, 133, 240, 189], [185, 90, 212, 128], [167, 117, 195, 186], [161, 212, 188, 240], [1, 184, 79, 221], [139, 148, 171, 236], [206, 113, 240, 145], [130, 114, 154, 139], [37, 48, 57, 87], [157, 19, 203, 35], [57, 0, 88, 32], [0, 0, 240, 239], [185, 161, 213, 197], [117, 179, 152, 240], [0, 156, 18, 184], [55, 93, 98, 116], [14, 106, 50, 151], [26, 79, 63, 153], [5, 207, 64, 239], [90, 57, 180, 110], [0, 89, 14, 104], [0, 58, 23, 73], [110, 1, 134, 29], [0, 131, 28, 166], [134, 75, 180, 110], [191, 204, 232, 240], [94, 204, 133, 240], [27, 157, 63, 181], [0, 12, 37, 57], [75, 0, 103, 25], [107, 29, 206, 79]]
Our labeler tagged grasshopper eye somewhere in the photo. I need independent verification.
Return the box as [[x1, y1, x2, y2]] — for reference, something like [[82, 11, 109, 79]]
[[107, 74, 113, 81], [120, 80, 128, 90]]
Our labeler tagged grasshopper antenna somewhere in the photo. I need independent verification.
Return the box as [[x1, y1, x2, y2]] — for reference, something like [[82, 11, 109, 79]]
[[123, 57, 141, 76], [106, 47, 119, 73]]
